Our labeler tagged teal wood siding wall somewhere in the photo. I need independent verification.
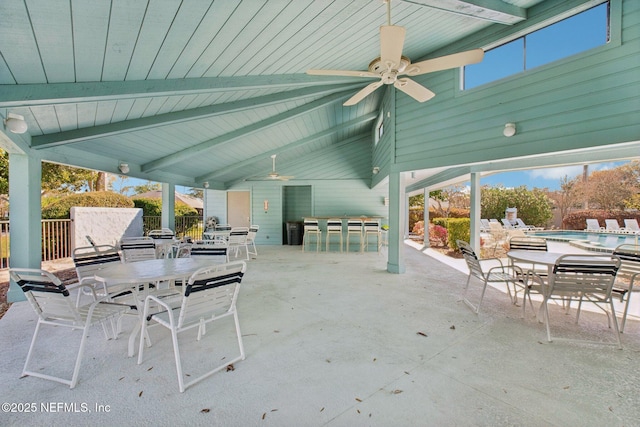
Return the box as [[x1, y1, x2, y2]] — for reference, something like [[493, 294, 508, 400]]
[[372, 87, 394, 188], [393, 0, 639, 172], [226, 139, 389, 245]]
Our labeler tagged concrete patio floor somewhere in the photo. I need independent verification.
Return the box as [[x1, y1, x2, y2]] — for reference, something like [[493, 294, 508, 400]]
[[1, 243, 639, 427]]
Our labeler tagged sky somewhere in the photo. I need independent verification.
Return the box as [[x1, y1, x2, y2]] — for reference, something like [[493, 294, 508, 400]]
[[478, 161, 627, 191]]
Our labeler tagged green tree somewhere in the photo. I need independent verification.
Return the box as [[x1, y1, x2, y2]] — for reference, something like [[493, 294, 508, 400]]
[[133, 181, 161, 194], [0, 150, 8, 194], [481, 185, 552, 227], [41, 161, 100, 193]]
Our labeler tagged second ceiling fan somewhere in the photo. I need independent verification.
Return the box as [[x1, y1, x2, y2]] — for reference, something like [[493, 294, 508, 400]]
[[306, 0, 484, 106]]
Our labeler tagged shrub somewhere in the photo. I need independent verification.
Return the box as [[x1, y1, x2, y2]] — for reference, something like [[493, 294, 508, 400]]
[[432, 217, 470, 250], [429, 223, 448, 247], [41, 191, 134, 219], [446, 218, 470, 250]]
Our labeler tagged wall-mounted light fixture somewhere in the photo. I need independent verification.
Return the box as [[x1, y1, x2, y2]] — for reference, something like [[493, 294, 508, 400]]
[[503, 123, 516, 137], [263, 200, 269, 212], [4, 113, 28, 134], [203, 181, 210, 189], [372, 166, 380, 175], [118, 162, 130, 174], [383, 197, 389, 206]]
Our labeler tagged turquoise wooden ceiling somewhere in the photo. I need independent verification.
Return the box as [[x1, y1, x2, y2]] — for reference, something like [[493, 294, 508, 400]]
[[0, 0, 544, 189]]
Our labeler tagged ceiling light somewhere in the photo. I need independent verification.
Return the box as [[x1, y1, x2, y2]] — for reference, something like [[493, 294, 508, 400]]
[[4, 113, 28, 134], [203, 181, 210, 189], [372, 167, 380, 174], [118, 163, 130, 174], [503, 123, 516, 137]]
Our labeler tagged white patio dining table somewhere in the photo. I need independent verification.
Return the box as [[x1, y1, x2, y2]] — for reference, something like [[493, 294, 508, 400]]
[[94, 257, 215, 357], [507, 250, 567, 277]]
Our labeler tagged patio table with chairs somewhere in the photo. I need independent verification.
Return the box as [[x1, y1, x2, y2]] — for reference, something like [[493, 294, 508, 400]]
[[94, 257, 217, 357]]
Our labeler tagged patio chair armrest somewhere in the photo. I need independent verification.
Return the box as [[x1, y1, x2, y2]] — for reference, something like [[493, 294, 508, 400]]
[[479, 257, 505, 268]]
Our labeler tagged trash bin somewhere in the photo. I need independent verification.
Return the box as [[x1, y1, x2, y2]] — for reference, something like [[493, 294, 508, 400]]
[[286, 221, 303, 245]]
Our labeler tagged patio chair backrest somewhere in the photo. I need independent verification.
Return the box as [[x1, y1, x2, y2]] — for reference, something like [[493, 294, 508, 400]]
[[177, 262, 246, 329], [10, 268, 80, 323], [120, 237, 157, 262], [508, 236, 547, 252], [605, 219, 621, 231], [148, 228, 175, 239], [73, 245, 122, 281], [612, 244, 640, 282], [347, 219, 363, 232], [191, 240, 228, 262], [624, 219, 639, 231], [500, 219, 514, 229], [551, 254, 620, 298], [457, 240, 484, 281], [586, 219, 602, 230]]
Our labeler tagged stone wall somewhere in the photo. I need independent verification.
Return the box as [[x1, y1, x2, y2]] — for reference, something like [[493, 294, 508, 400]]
[[70, 207, 143, 250]]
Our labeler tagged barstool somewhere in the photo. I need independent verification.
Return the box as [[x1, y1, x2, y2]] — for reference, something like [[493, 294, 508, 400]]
[[325, 218, 343, 252], [302, 219, 321, 252], [363, 220, 382, 252], [346, 219, 363, 252]]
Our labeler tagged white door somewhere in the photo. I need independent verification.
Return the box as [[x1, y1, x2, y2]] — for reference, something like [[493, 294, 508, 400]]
[[227, 191, 250, 227]]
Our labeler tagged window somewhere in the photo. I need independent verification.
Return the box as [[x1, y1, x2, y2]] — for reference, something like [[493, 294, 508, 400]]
[[463, 2, 609, 90]]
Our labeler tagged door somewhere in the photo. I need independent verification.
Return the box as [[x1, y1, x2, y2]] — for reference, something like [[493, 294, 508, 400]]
[[227, 191, 250, 227]]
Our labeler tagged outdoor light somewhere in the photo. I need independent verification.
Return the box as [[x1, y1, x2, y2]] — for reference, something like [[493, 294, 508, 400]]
[[372, 166, 380, 174], [503, 123, 516, 137], [4, 113, 28, 134], [118, 163, 130, 174], [203, 181, 210, 189], [263, 200, 269, 212]]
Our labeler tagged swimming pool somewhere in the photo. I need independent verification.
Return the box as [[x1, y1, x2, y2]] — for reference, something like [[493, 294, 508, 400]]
[[527, 230, 639, 252]]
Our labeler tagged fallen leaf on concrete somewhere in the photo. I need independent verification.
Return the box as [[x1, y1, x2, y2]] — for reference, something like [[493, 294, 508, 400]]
[[417, 331, 428, 337], [201, 408, 210, 413]]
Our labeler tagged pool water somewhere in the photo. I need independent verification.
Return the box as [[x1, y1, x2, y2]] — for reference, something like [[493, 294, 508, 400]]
[[528, 230, 639, 251]]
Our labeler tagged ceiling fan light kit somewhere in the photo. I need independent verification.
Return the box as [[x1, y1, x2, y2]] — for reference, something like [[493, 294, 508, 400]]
[[306, 0, 484, 106]]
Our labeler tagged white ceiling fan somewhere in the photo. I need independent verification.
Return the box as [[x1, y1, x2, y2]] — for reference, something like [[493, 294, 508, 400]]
[[250, 154, 294, 181], [306, 0, 484, 106]]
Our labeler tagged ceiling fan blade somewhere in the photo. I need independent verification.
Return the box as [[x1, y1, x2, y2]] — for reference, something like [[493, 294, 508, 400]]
[[404, 48, 484, 76], [394, 78, 435, 103], [306, 69, 379, 78], [380, 25, 405, 70], [343, 81, 384, 106]]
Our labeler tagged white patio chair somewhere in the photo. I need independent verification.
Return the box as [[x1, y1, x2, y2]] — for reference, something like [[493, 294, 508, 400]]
[[325, 218, 343, 252], [457, 240, 524, 314], [346, 219, 364, 253], [508, 236, 549, 297], [500, 218, 515, 229], [120, 237, 157, 263], [228, 227, 249, 260], [585, 219, 604, 232], [605, 219, 627, 233], [611, 244, 640, 333], [302, 219, 321, 252], [147, 228, 175, 239], [138, 261, 247, 392], [538, 254, 622, 348], [190, 240, 229, 263], [246, 225, 259, 258], [72, 244, 124, 306], [624, 219, 640, 233], [480, 219, 491, 232], [10, 268, 128, 389]]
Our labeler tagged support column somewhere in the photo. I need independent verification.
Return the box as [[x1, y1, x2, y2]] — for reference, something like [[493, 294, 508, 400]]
[[7, 153, 42, 302], [387, 171, 406, 273], [470, 172, 481, 252], [161, 183, 175, 232], [422, 187, 430, 249]]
